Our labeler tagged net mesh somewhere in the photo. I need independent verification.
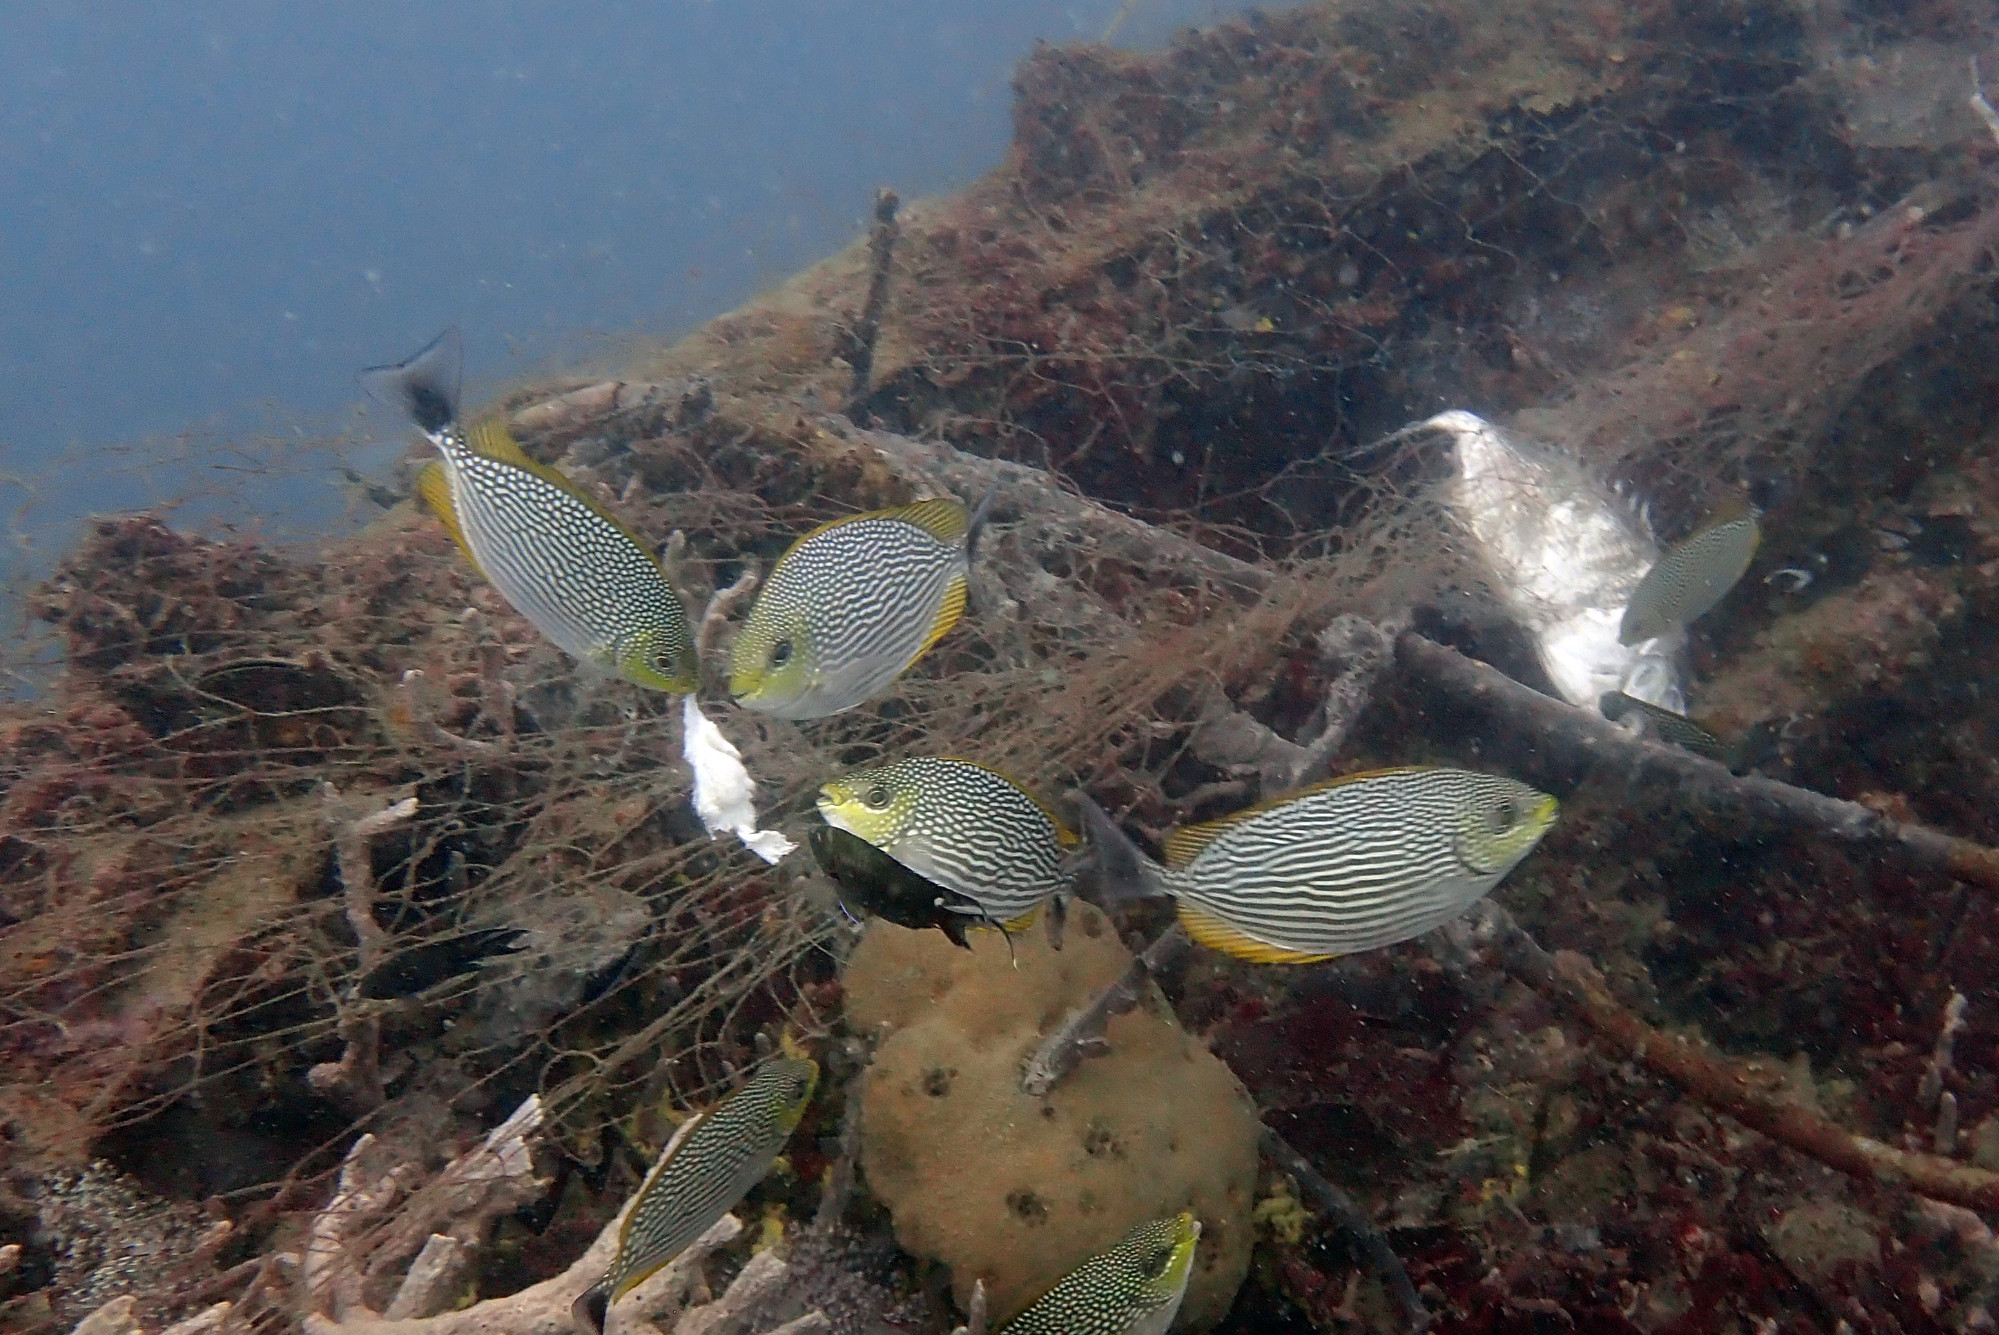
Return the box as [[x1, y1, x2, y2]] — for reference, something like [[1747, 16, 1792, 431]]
[[5, 0, 1999, 1326]]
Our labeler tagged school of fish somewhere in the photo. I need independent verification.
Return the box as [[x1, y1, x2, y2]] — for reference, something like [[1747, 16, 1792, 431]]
[[364, 328, 1764, 1333]]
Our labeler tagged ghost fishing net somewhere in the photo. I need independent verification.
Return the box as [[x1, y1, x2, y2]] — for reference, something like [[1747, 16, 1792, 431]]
[[8, 0, 1999, 1330]]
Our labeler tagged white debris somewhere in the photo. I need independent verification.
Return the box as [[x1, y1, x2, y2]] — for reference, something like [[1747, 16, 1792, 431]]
[[682, 695, 796, 864], [1432, 410, 1685, 715]]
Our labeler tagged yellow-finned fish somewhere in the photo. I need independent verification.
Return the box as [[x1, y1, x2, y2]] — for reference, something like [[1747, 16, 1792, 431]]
[[728, 492, 992, 719], [1081, 767, 1557, 964], [361, 327, 699, 692], [815, 757, 1076, 944], [571, 1057, 819, 1334], [998, 1212, 1201, 1335], [1619, 501, 1761, 645]]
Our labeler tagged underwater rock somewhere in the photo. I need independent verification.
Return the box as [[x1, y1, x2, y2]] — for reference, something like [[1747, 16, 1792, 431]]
[[844, 903, 1258, 1331]]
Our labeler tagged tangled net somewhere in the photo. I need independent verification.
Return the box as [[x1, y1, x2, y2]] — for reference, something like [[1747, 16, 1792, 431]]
[[8, 0, 1999, 1330]]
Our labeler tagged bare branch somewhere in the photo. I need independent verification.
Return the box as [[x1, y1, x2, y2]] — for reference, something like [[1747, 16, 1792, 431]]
[[1020, 924, 1190, 1097]]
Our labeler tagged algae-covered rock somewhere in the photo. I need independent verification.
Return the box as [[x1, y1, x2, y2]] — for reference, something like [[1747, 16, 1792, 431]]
[[846, 904, 1257, 1331]]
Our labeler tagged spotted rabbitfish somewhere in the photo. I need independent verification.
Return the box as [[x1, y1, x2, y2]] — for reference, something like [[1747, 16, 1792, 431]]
[[571, 1056, 818, 1334], [1619, 500, 1761, 645], [814, 757, 1077, 946], [728, 492, 992, 719], [1083, 768, 1557, 964], [999, 1212, 1201, 1335], [361, 327, 699, 692]]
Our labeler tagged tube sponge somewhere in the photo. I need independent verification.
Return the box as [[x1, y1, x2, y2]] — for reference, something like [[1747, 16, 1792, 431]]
[[845, 904, 1258, 1331]]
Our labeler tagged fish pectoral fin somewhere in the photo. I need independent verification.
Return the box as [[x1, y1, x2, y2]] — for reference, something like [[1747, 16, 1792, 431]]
[[1176, 902, 1337, 965], [464, 419, 662, 558], [417, 460, 485, 573], [913, 572, 968, 661]]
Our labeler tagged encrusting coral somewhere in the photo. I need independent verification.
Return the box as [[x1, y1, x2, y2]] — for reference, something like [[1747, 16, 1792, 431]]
[[844, 904, 1260, 1331]]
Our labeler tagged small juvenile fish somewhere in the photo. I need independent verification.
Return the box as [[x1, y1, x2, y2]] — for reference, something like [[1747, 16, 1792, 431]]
[[816, 757, 1075, 940], [1599, 691, 1729, 762], [999, 1212, 1201, 1335], [572, 1057, 819, 1334], [1619, 501, 1761, 645], [1082, 767, 1557, 964], [808, 824, 1002, 948], [361, 327, 699, 692], [728, 493, 992, 719]]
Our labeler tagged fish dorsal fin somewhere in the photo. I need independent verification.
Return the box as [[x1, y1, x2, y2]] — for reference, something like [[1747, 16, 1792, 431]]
[[463, 418, 660, 560], [1176, 902, 1336, 965], [786, 497, 972, 557], [884, 497, 971, 545], [938, 757, 1079, 845], [1161, 766, 1434, 867], [415, 460, 483, 574]]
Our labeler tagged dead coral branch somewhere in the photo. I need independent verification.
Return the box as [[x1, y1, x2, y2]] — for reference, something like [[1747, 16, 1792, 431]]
[[1261, 1130, 1429, 1335], [308, 789, 421, 1115], [845, 188, 902, 413], [1467, 899, 1999, 1216], [1394, 632, 1999, 894], [1020, 924, 1190, 1097]]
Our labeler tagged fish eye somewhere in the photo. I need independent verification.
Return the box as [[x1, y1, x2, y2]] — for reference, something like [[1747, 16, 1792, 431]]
[[791, 1077, 809, 1100], [770, 638, 793, 668], [1142, 1246, 1175, 1279], [651, 648, 674, 669], [864, 785, 892, 810], [1492, 796, 1518, 830]]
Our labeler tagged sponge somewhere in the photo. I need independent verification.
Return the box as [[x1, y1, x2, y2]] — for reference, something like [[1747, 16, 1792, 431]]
[[846, 904, 1257, 1331]]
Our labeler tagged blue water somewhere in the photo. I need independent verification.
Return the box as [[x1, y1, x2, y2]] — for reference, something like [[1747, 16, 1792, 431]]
[[0, 1, 1277, 551]]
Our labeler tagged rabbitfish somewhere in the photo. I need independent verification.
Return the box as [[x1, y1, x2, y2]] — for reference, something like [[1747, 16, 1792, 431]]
[[728, 493, 991, 719], [361, 327, 698, 692], [1083, 767, 1557, 964]]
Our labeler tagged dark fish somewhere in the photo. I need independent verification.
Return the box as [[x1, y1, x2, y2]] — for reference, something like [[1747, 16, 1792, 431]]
[[359, 927, 529, 999], [1599, 691, 1729, 762], [808, 824, 1002, 949]]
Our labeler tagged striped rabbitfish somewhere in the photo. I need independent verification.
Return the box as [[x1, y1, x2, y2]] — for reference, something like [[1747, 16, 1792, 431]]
[[1619, 501, 1761, 645], [1599, 691, 1729, 763], [999, 1213, 1201, 1335], [816, 757, 1075, 941], [1082, 768, 1557, 964], [728, 493, 992, 719], [360, 327, 699, 693], [571, 1057, 818, 1335]]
